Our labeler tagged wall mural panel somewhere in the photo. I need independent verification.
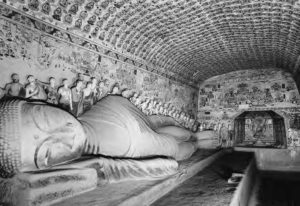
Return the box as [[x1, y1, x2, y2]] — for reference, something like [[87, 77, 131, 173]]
[[197, 69, 300, 148], [0, 17, 198, 116]]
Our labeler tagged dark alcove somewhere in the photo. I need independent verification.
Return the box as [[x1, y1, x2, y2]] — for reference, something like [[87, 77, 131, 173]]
[[234, 111, 286, 148]]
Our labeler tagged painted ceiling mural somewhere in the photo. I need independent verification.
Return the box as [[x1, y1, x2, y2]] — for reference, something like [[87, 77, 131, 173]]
[[3, 0, 300, 85]]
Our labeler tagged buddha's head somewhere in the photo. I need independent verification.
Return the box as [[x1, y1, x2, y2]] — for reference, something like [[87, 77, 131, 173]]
[[0, 100, 86, 178]]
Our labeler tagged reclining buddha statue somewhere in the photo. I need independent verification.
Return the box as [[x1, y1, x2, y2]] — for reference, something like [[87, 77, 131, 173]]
[[0, 95, 198, 178]]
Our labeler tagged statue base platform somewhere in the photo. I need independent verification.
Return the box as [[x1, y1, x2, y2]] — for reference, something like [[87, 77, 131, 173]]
[[0, 150, 223, 206], [0, 168, 97, 206]]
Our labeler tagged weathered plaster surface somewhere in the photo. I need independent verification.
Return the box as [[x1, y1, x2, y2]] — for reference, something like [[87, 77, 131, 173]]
[[0, 17, 197, 114], [197, 69, 300, 147]]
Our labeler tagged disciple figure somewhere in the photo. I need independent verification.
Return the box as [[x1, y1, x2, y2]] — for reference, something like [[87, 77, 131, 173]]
[[130, 92, 139, 105], [44, 77, 58, 104], [4, 73, 24, 97], [121, 88, 133, 99], [0, 88, 5, 100], [25, 75, 47, 100], [90, 77, 98, 105], [71, 80, 83, 117], [110, 83, 121, 95], [58, 79, 73, 112], [82, 82, 93, 113]]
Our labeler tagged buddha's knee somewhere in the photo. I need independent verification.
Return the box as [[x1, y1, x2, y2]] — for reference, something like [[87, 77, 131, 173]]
[[156, 126, 192, 142]]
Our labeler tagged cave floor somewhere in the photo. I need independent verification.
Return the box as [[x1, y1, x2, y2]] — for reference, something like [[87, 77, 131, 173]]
[[251, 171, 300, 206], [53, 149, 220, 206], [151, 151, 253, 206]]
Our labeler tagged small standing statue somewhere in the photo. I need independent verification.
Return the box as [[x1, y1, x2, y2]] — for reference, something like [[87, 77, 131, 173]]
[[130, 92, 139, 105], [96, 81, 105, 101], [58, 79, 73, 112], [25, 75, 47, 100], [0, 87, 5, 100], [4, 73, 24, 98], [44, 77, 58, 104], [82, 81, 93, 113], [110, 83, 121, 95], [121, 88, 132, 99], [71, 80, 83, 117], [90, 77, 98, 105]]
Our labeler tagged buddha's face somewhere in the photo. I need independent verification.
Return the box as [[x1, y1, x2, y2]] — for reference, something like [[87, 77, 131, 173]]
[[20, 102, 86, 172]]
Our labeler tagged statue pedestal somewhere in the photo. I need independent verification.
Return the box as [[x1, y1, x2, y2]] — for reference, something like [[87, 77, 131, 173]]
[[0, 168, 97, 206], [0, 156, 178, 206]]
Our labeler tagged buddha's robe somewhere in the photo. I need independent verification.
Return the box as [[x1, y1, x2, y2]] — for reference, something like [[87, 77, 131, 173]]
[[79, 95, 196, 161]]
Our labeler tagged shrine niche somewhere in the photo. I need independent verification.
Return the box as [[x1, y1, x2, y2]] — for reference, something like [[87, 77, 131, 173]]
[[234, 111, 286, 148]]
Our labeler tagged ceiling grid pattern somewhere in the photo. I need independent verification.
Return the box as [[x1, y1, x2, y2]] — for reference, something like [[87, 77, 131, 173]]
[[4, 0, 300, 83]]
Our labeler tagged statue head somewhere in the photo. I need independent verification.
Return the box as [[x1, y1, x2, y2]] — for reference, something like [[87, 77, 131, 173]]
[[78, 73, 84, 81], [49, 77, 56, 86], [27, 75, 35, 84], [62, 78, 69, 87], [86, 81, 92, 89], [0, 100, 86, 177], [91, 77, 97, 86], [11, 73, 20, 83], [121, 88, 131, 98], [98, 81, 104, 88], [111, 83, 120, 94], [76, 79, 83, 89]]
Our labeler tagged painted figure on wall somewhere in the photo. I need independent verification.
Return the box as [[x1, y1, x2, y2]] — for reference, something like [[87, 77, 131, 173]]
[[4, 73, 24, 98], [252, 117, 267, 140], [58, 79, 73, 113]]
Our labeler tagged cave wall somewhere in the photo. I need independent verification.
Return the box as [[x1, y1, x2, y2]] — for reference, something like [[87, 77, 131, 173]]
[[0, 17, 198, 114], [197, 69, 300, 148]]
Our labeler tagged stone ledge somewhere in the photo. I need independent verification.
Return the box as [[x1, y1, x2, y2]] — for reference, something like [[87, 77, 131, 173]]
[[54, 150, 224, 206], [121, 150, 225, 206], [0, 168, 98, 206]]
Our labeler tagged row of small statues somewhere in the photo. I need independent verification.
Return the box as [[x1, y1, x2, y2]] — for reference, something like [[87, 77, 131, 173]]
[[0, 73, 196, 129]]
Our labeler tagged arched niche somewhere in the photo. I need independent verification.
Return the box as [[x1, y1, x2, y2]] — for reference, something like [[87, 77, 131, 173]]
[[234, 110, 286, 148]]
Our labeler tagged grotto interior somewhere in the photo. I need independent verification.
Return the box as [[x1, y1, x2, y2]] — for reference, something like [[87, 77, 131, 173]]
[[2, 0, 300, 206]]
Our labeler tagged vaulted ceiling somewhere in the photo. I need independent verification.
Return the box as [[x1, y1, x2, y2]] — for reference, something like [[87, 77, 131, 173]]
[[4, 0, 300, 86]]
